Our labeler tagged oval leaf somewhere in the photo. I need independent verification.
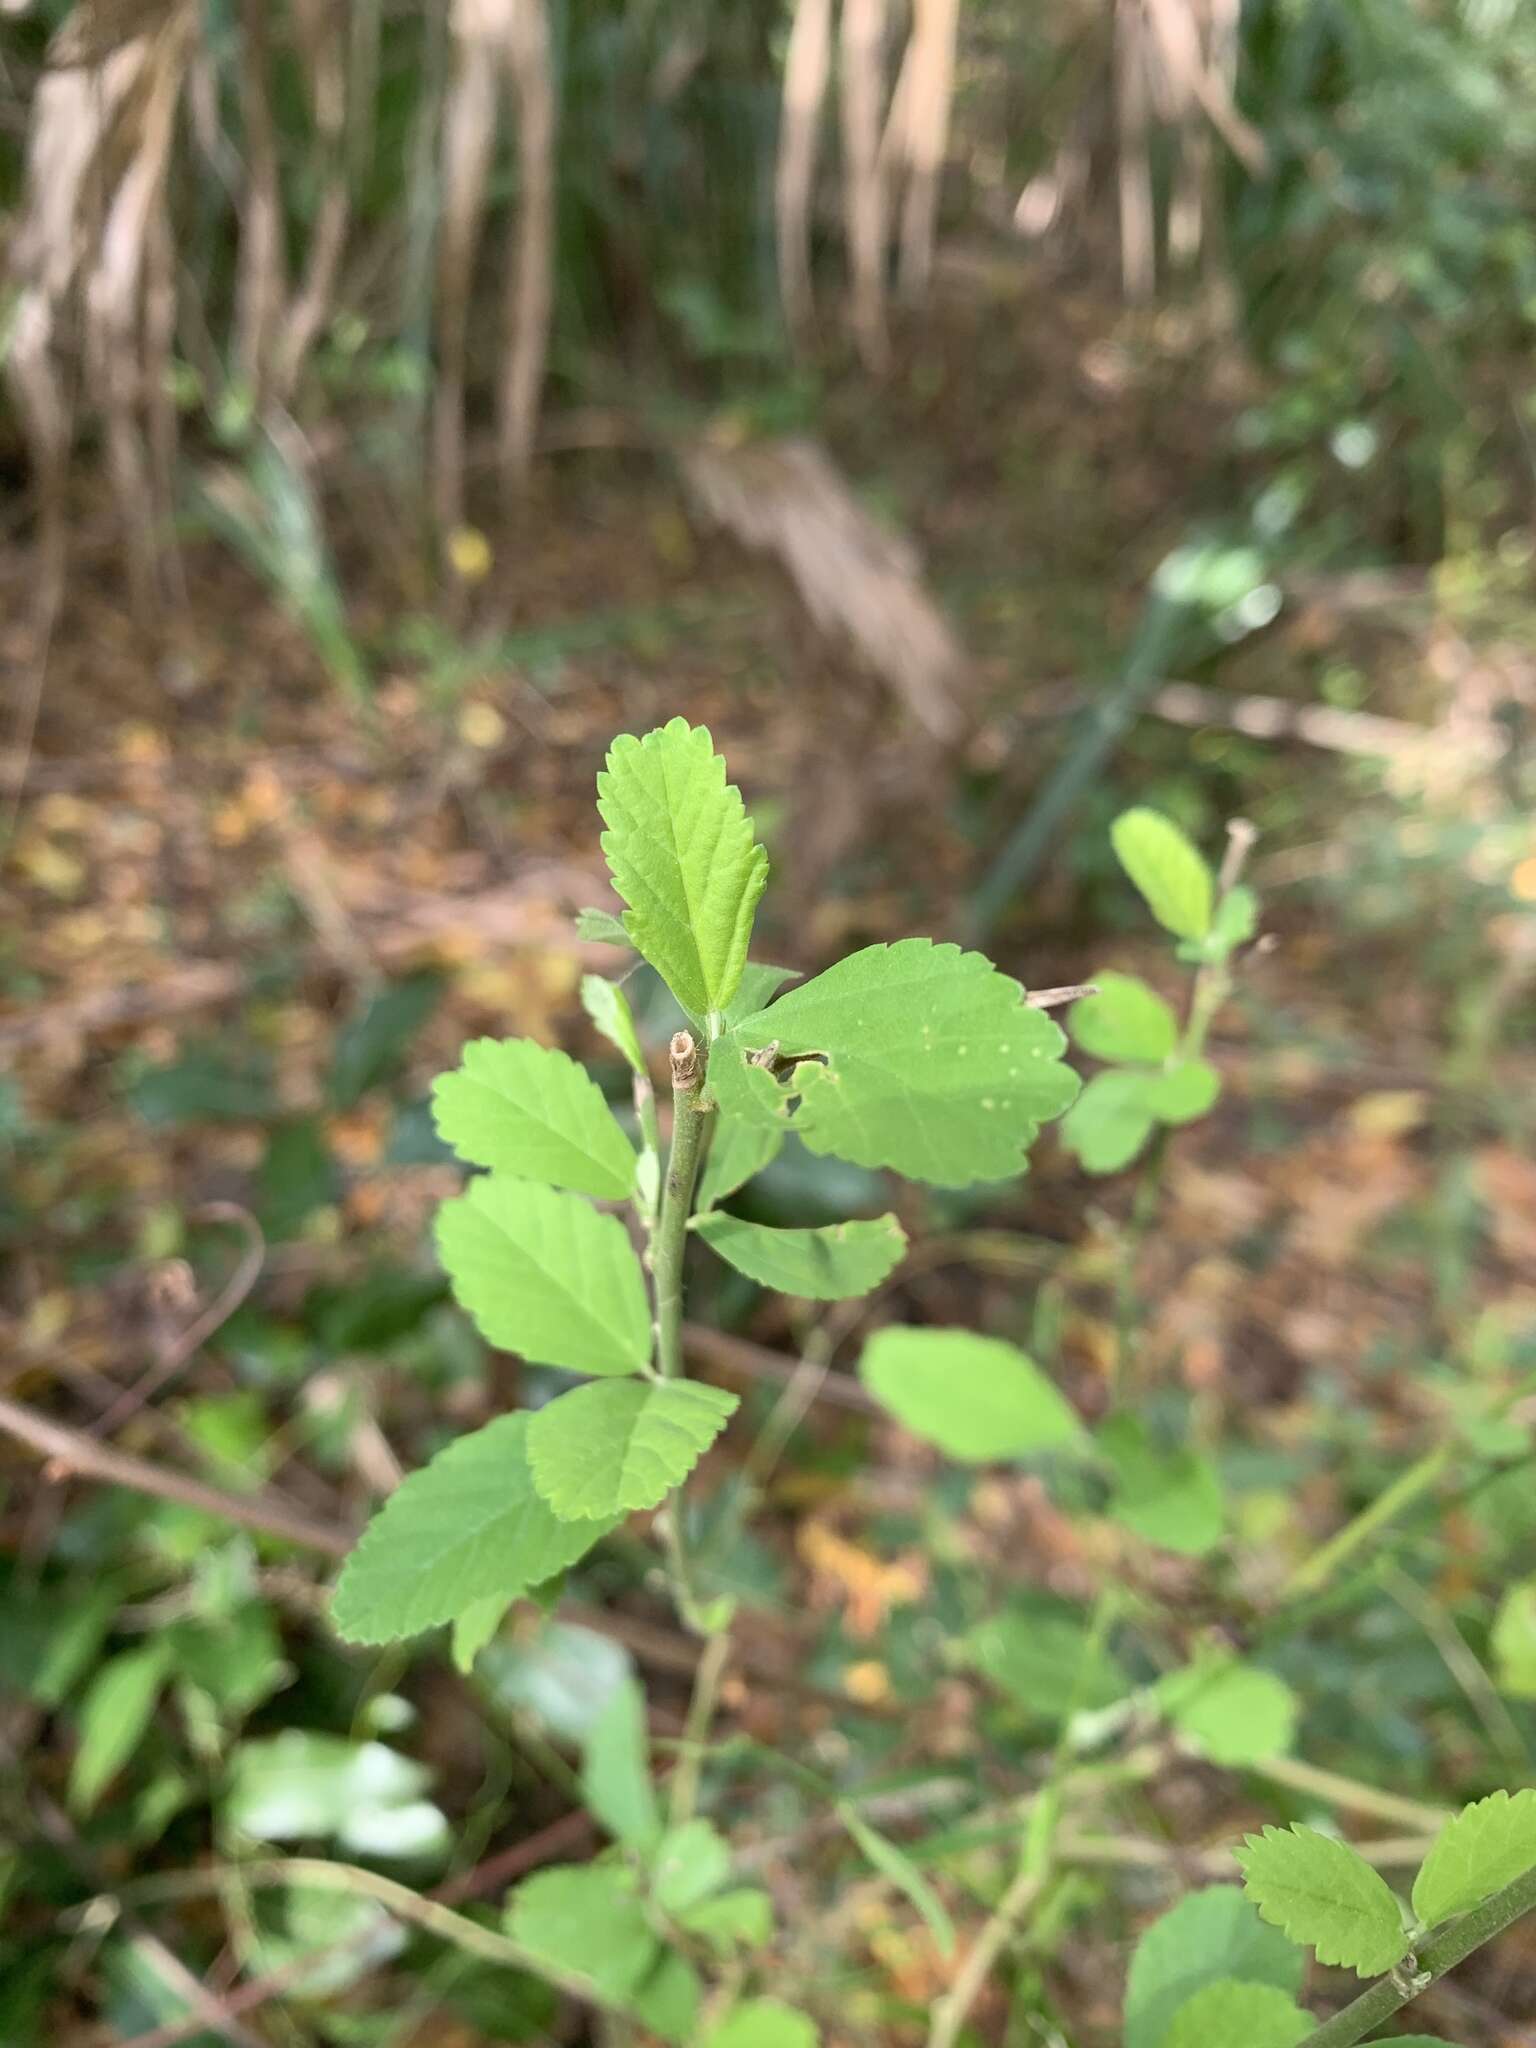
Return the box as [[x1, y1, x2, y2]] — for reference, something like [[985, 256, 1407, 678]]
[[1160, 1658, 1298, 1767], [704, 2001, 820, 2048], [1237, 1824, 1411, 1976], [528, 1378, 740, 1520], [1059, 1069, 1159, 1174], [1069, 973, 1178, 1064], [1111, 807, 1213, 940], [331, 1414, 614, 1645], [436, 1178, 650, 1375], [1161, 1980, 1310, 2048], [718, 939, 1080, 1188], [1411, 1788, 1536, 1930], [1125, 1886, 1303, 2048], [581, 1675, 660, 1851], [507, 1865, 658, 2001], [432, 1037, 636, 1198], [597, 719, 768, 1020], [861, 1326, 1086, 1463], [1148, 1057, 1220, 1125], [693, 1211, 906, 1300]]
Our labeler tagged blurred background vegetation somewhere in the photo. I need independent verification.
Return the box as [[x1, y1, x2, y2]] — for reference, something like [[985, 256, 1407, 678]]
[[3, 0, 1536, 2042]]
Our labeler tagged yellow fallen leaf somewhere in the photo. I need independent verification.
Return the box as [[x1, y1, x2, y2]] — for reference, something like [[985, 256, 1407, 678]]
[[458, 700, 507, 749], [447, 525, 492, 582], [1347, 1089, 1428, 1140]]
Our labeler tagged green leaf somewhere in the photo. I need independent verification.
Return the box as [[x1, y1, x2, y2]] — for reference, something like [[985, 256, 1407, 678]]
[[450, 1595, 510, 1673], [696, 1118, 783, 1211], [859, 1327, 1087, 1463], [704, 1999, 821, 2048], [1125, 1885, 1303, 2048], [717, 939, 1080, 1187], [632, 1949, 702, 2043], [693, 1211, 906, 1299], [1059, 1068, 1157, 1173], [653, 1819, 732, 1916], [959, 1607, 1129, 1722], [679, 1887, 774, 1952], [580, 975, 647, 1076], [1111, 807, 1213, 940], [1491, 1579, 1536, 1698], [506, 1864, 659, 2001], [331, 1414, 615, 1645], [528, 1379, 740, 1520], [1147, 1058, 1221, 1125], [597, 718, 768, 1019], [69, 1643, 171, 1813], [581, 1676, 660, 1851], [436, 1178, 650, 1374], [1160, 1980, 1310, 2048], [1099, 1415, 1224, 1556], [479, 1619, 633, 1740], [1411, 1789, 1536, 1930], [839, 1802, 956, 1957], [724, 962, 801, 1025], [431, 1038, 636, 1199], [1237, 1825, 1411, 1976], [1160, 1658, 1298, 1766], [330, 976, 440, 1107], [576, 906, 632, 947], [1069, 973, 1178, 1063]]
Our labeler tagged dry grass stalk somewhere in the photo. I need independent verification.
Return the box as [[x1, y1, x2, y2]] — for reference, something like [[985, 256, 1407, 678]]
[[497, 0, 555, 492], [234, 0, 287, 407], [776, 0, 833, 350], [892, 0, 959, 301], [275, 0, 354, 400], [838, 0, 890, 369]]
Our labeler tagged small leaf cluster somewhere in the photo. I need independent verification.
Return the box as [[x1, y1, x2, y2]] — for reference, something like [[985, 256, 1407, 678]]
[[1060, 805, 1255, 1174]]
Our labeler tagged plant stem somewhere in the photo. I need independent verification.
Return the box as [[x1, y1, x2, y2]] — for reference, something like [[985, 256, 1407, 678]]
[[670, 1628, 732, 1828], [654, 1030, 710, 1382], [1281, 1443, 1453, 1602], [1250, 1752, 1450, 1834], [1298, 1861, 1536, 2048]]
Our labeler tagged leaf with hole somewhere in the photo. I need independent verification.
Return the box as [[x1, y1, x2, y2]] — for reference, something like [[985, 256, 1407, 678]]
[[715, 939, 1080, 1186], [693, 1211, 906, 1299], [1111, 807, 1213, 940], [528, 1378, 740, 1520], [1412, 1789, 1536, 1930], [1237, 1825, 1410, 1975], [332, 1415, 615, 1645], [436, 1178, 650, 1374], [859, 1327, 1086, 1463], [432, 1037, 636, 1197], [598, 718, 768, 1019]]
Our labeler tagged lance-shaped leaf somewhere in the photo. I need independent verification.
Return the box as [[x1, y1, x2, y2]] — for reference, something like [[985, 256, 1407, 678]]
[[437, 1178, 650, 1375], [715, 939, 1079, 1187], [581, 974, 646, 1076], [1237, 1824, 1411, 1976], [529, 1378, 740, 1520], [432, 1038, 636, 1198], [597, 719, 768, 1020], [331, 1413, 615, 1645], [859, 1327, 1087, 1462], [693, 1211, 905, 1300], [1411, 1788, 1536, 1930]]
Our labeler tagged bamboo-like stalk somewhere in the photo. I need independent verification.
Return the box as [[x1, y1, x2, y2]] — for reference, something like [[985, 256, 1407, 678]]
[[497, 0, 555, 491], [1116, 0, 1155, 301], [839, 0, 890, 369], [896, 0, 959, 301], [433, 0, 501, 534], [776, 0, 833, 350]]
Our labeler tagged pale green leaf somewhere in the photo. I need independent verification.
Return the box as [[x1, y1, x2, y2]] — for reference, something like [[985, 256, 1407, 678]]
[[1160, 1979, 1310, 2048], [860, 1326, 1087, 1463], [581, 1675, 660, 1851], [333, 1414, 616, 1644], [436, 1177, 650, 1374], [696, 1118, 783, 1211], [1111, 808, 1213, 940], [450, 1594, 510, 1673], [724, 961, 801, 1025], [1492, 1579, 1536, 1698], [576, 906, 631, 947], [69, 1643, 171, 1813], [959, 1607, 1129, 1721], [716, 938, 1080, 1187], [839, 1802, 956, 1957], [581, 975, 646, 1076], [1364, 2039, 1455, 2045], [597, 718, 768, 1019], [704, 1999, 820, 2048], [1069, 973, 1178, 1063], [653, 1818, 732, 1916], [1147, 1058, 1221, 1125], [1099, 1415, 1224, 1556], [693, 1211, 906, 1299], [1237, 1825, 1410, 1976], [1161, 1658, 1298, 1766], [506, 1864, 658, 2001], [224, 1733, 444, 1858], [1412, 1789, 1536, 1929], [632, 1948, 702, 2042], [1060, 1069, 1157, 1173], [528, 1379, 740, 1520], [431, 1038, 635, 1198], [1125, 1886, 1303, 2048], [679, 1887, 774, 1952]]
